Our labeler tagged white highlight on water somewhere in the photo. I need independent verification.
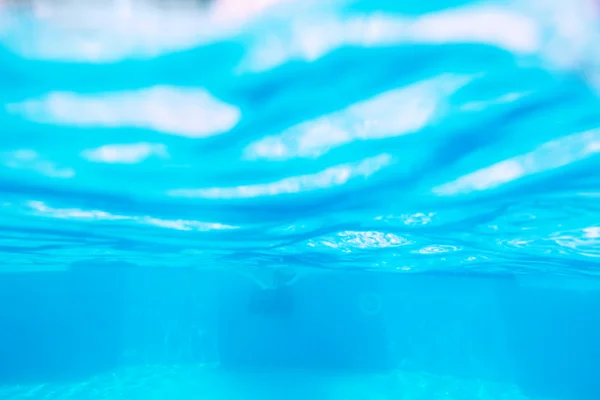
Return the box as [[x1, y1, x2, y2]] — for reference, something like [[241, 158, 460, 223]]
[[168, 153, 392, 199], [7, 86, 241, 138], [1, 149, 75, 178], [82, 143, 168, 164], [244, 74, 473, 161], [433, 128, 600, 195], [27, 200, 236, 231]]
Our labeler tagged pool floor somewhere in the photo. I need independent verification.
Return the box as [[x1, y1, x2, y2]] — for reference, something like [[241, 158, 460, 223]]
[[0, 364, 543, 400]]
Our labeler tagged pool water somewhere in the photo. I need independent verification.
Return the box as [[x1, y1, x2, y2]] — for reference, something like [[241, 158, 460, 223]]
[[0, 0, 599, 399], [0, 365, 536, 400]]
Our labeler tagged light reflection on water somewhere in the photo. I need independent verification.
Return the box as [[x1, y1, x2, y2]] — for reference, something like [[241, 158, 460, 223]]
[[0, 0, 598, 276]]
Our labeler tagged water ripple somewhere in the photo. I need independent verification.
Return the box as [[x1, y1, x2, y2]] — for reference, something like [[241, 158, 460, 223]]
[[0, 0, 599, 277]]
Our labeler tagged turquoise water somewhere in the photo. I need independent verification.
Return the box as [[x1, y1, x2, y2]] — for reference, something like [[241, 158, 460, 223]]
[[0, 0, 600, 399]]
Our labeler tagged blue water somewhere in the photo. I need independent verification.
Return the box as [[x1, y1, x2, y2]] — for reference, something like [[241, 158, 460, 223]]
[[0, 0, 600, 399]]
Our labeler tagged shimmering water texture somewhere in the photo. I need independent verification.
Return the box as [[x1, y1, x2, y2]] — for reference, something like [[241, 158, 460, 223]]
[[0, 0, 600, 274], [0, 365, 538, 400], [0, 0, 600, 399]]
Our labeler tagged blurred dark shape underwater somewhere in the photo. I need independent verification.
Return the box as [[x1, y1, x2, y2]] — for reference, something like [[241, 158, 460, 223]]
[[248, 286, 295, 316]]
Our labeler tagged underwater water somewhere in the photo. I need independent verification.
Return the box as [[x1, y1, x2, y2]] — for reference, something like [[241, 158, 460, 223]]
[[0, 0, 600, 399]]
